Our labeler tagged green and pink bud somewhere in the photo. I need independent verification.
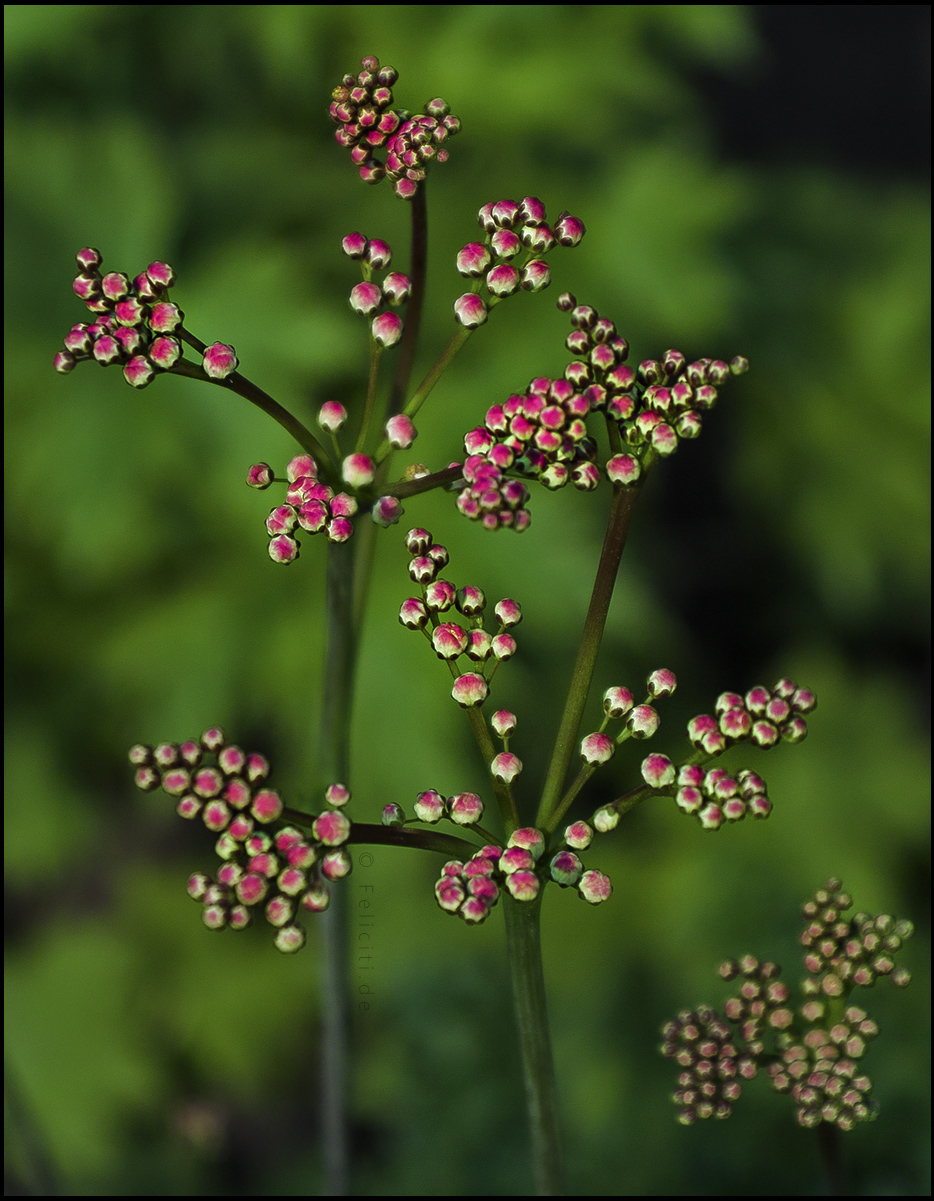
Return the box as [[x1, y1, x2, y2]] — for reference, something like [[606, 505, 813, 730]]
[[580, 732, 614, 764], [454, 293, 488, 329], [202, 342, 238, 379], [448, 791, 484, 825], [372, 311, 403, 347], [451, 673, 488, 707], [507, 827, 545, 860], [414, 790, 445, 823], [641, 753, 675, 789]]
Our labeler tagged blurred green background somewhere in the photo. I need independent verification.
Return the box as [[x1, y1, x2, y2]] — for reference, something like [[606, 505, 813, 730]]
[[5, 5, 929, 1195]]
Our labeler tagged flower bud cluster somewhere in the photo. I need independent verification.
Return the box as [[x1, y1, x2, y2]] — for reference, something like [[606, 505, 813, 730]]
[[398, 527, 521, 709], [53, 248, 235, 389], [247, 453, 363, 562], [660, 1004, 758, 1124], [798, 877, 913, 992], [662, 881, 913, 1130], [342, 232, 408, 347], [688, 679, 816, 755], [432, 826, 612, 925], [453, 197, 585, 330], [556, 292, 748, 478], [671, 764, 771, 829], [329, 55, 460, 199], [769, 1013, 880, 1130], [129, 731, 353, 952], [457, 373, 601, 530]]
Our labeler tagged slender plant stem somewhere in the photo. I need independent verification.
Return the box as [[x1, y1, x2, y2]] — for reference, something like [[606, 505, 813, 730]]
[[319, 538, 358, 1196], [816, 1122, 844, 1196], [387, 185, 428, 417], [169, 352, 335, 481], [537, 485, 642, 831], [503, 892, 563, 1196]]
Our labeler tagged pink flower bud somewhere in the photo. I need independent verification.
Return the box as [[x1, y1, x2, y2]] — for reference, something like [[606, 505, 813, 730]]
[[491, 709, 516, 738], [382, 272, 411, 305], [580, 732, 614, 764], [647, 668, 677, 698], [564, 821, 593, 850], [342, 453, 375, 488], [606, 454, 642, 486], [448, 791, 484, 825], [486, 264, 520, 297], [385, 413, 416, 448], [415, 790, 445, 823], [550, 851, 583, 886], [491, 752, 522, 783], [365, 238, 392, 269], [451, 673, 488, 707], [318, 401, 348, 432], [454, 293, 488, 328], [350, 281, 382, 315], [313, 810, 351, 846], [507, 827, 545, 860], [252, 789, 283, 823], [457, 242, 491, 277], [372, 311, 403, 346], [555, 213, 586, 246], [325, 782, 351, 808], [578, 869, 612, 904], [641, 753, 675, 789], [285, 454, 316, 483], [603, 686, 634, 717], [494, 598, 522, 627], [432, 621, 468, 659], [202, 342, 238, 379], [381, 803, 405, 828], [341, 232, 368, 258], [506, 870, 540, 901], [372, 496, 403, 526], [123, 356, 155, 388], [628, 704, 660, 738], [520, 260, 550, 291]]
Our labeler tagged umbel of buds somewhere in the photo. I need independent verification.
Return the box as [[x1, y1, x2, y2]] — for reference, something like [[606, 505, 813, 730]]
[[329, 55, 461, 199], [130, 730, 352, 953], [455, 291, 747, 532], [661, 879, 913, 1130], [53, 248, 234, 389]]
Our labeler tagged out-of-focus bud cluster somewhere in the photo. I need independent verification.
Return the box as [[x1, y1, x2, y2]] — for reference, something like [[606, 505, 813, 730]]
[[329, 55, 460, 199], [661, 880, 914, 1130], [452, 197, 585, 330], [687, 679, 816, 756], [341, 232, 408, 347], [247, 452, 364, 563], [398, 527, 521, 709], [660, 1003, 758, 1124], [129, 731, 353, 953], [431, 825, 612, 925], [54, 248, 234, 389]]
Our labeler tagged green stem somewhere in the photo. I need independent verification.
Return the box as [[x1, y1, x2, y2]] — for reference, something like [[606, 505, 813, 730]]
[[169, 352, 335, 482], [537, 485, 642, 832], [318, 538, 358, 1197], [348, 822, 481, 858], [387, 185, 428, 417], [503, 893, 564, 1196]]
